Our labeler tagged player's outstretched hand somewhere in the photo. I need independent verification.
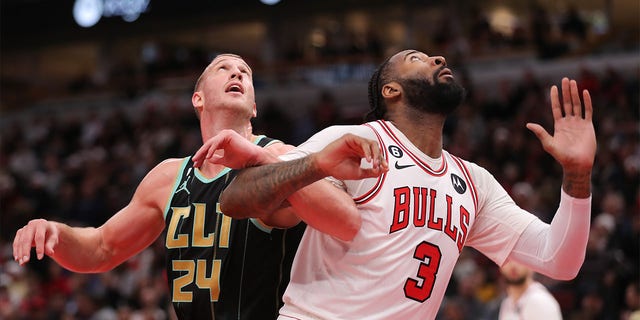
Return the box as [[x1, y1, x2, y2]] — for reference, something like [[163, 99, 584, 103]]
[[526, 77, 596, 173], [313, 133, 388, 180], [193, 130, 272, 169], [13, 219, 59, 266]]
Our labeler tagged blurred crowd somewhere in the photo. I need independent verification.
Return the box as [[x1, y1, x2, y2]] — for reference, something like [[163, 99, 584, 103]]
[[1, 58, 638, 319], [4, 1, 638, 112], [1, 2, 639, 319]]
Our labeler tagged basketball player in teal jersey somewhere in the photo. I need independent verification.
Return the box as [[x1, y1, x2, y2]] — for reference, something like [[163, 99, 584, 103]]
[[12, 54, 363, 319], [197, 49, 596, 319]]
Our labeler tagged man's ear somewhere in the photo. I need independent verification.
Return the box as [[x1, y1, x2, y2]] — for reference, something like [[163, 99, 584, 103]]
[[252, 102, 257, 118], [192, 92, 204, 114], [382, 82, 401, 99]]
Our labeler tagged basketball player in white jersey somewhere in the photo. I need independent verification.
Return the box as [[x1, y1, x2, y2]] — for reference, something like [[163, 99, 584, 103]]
[[195, 49, 595, 319]]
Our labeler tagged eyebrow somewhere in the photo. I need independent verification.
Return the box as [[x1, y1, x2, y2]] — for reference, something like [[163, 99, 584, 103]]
[[403, 50, 421, 60], [211, 58, 253, 74]]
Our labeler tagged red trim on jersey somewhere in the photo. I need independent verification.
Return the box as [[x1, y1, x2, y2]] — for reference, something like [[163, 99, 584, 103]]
[[448, 153, 479, 214], [377, 120, 447, 176], [354, 124, 388, 205]]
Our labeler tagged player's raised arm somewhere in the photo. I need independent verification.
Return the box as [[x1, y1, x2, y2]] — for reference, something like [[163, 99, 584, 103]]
[[507, 77, 595, 280]]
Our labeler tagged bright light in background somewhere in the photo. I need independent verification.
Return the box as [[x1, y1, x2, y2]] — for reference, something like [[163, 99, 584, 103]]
[[260, 0, 281, 5], [73, 0, 150, 27], [488, 6, 518, 37], [310, 28, 327, 48], [73, 0, 103, 28]]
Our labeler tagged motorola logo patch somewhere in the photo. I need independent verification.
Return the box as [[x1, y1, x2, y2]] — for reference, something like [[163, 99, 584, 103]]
[[450, 174, 467, 194]]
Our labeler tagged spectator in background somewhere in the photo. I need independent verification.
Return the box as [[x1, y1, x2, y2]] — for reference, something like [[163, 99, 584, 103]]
[[292, 90, 344, 144], [568, 288, 606, 320], [561, 5, 588, 51], [252, 99, 294, 142], [622, 281, 640, 320], [499, 260, 563, 320], [529, 3, 569, 59]]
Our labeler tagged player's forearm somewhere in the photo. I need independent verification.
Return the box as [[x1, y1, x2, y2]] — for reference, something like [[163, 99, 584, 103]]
[[546, 191, 591, 278], [508, 190, 591, 280], [561, 168, 592, 198], [50, 223, 114, 273], [220, 154, 327, 219], [287, 180, 361, 241]]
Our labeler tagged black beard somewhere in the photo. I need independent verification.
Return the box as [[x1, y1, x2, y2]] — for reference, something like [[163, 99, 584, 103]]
[[504, 275, 527, 286], [397, 73, 466, 115]]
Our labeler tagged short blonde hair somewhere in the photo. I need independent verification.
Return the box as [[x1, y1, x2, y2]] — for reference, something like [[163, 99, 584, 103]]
[[193, 53, 244, 93]]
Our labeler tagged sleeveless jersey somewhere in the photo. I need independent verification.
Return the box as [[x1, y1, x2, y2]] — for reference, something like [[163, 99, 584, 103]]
[[280, 121, 534, 319], [164, 136, 306, 320]]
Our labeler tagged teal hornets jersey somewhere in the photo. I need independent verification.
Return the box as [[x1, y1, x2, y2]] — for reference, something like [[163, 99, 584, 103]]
[[163, 136, 305, 320]]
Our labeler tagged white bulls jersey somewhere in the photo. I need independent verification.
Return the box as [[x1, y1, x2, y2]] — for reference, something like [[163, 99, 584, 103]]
[[279, 121, 537, 320]]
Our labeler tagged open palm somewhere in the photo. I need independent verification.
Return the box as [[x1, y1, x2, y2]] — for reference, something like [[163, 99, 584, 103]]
[[526, 78, 596, 172]]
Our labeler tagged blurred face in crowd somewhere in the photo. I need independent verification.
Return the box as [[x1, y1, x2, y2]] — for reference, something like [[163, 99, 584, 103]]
[[500, 261, 533, 286], [192, 54, 257, 120], [387, 50, 466, 115]]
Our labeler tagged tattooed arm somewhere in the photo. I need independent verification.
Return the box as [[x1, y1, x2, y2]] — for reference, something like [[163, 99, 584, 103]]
[[219, 133, 387, 232], [193, 130, 387, 240]]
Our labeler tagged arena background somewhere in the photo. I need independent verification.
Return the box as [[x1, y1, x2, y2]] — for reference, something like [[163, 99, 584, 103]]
[[1, 0, 639, 319]]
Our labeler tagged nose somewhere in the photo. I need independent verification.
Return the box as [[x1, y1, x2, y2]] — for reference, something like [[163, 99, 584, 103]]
[[431, 56, 446, 67], [230, 68, 243, 80]]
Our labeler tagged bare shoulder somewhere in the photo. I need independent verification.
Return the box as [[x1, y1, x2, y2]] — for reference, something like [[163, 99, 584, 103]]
[[134, 158, 185, 209], [153, 158, 185, 178]]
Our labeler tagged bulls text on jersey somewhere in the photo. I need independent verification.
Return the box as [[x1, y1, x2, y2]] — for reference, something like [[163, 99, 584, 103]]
[[390, 186, 470, 253]]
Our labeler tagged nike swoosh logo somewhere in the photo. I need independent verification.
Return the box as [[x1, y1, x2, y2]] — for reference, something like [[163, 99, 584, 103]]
[[394, 162, 415, 170]]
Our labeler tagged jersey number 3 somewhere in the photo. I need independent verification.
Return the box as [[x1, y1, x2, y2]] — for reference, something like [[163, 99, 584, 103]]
[[404, 241, 442, 302]]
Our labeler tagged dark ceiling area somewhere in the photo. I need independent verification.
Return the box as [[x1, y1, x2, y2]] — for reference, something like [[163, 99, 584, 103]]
[[1, 0, 397, 51], [1, 0, 255, 48], [1, 0, 637, 112]]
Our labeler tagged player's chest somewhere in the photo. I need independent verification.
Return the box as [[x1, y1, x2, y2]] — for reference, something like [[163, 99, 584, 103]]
[[363, 166, 477, 253]]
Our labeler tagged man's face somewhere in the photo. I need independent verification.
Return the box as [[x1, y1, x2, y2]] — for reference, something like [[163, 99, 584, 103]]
[[390, 50, 466, 115], [198, 55, 256, 116], [500, 261, 531, 285]]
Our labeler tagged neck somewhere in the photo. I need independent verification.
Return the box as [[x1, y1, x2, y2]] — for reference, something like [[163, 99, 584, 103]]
[[387, 107, 446, 158], [506, 277, 533, 302], [200, 112, 253, 142]]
